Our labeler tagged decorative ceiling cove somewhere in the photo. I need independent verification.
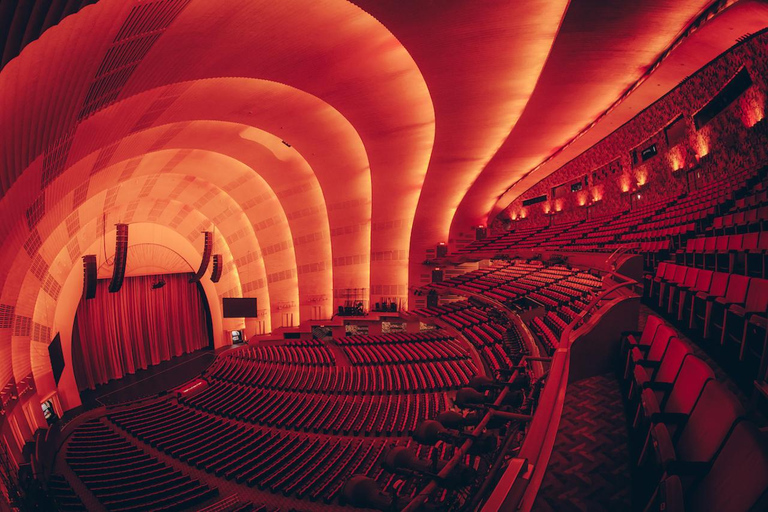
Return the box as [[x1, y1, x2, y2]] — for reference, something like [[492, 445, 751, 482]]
[[0, 0, 766, 398]]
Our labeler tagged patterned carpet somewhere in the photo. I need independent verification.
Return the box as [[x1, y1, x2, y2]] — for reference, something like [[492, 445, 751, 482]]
[[532, 373, 632, 512]]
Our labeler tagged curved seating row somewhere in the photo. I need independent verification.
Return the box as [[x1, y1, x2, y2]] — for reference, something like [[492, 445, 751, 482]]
[[107, 400, 387, 504], [341, 338, 468, 365], [66, 419, 217, 512], [180, 379, 449, 436], [208, 355, 476, 393]]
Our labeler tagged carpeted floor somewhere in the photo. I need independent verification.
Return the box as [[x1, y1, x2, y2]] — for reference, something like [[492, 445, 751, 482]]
[[532, 373, 632, 512]]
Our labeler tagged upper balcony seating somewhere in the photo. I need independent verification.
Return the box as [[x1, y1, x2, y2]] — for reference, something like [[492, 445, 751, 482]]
[[66, 418, 217, 512], [678, 232, 768, 277]]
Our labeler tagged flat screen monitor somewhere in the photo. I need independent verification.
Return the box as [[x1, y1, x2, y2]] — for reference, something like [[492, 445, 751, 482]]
[[231, 330, 243, 343], [223, 298, 258, 318]]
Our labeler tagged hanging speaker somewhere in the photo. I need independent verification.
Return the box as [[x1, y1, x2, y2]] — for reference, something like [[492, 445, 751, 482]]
[[82, 255, 97, 300], [210, 254, 222, 283], [108, 224, 128, 293], [190, 231, 212, 282]]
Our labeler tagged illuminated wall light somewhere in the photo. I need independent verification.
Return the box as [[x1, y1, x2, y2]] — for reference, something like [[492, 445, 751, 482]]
[[636, 169, 648, 187], [620, 174, 631, 193], [695, 132, 709, 158], [555, 199, 563, 212]]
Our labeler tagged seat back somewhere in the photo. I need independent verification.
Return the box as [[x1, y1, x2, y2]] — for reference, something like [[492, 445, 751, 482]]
[[675, 380, 744, 463], [688, 421, 768, 512], [704, 238, 717, 252], [724, 274, 750, 304], [663, 264, 677, 280], [742, 232, 759, 250], [693, 238, 706, 252], [693, 270, 714, 292], [663, 355, 714, 414], [726, 234, 743, 251], [760, 231, 768, 250], [647, 325, 676, 362], [655, 262, 668, 279], [638, 316, 664, 348], [709, 272, 730, 297], [653, 338, 692, 386], [745, 278, 768, 314], [682, 268, 699, 288], [715, 236, 729, 251], [672, 265, 688, 285]]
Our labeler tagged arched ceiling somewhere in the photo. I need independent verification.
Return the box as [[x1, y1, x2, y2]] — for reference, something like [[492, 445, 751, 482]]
[[1, 0, 767, 401]]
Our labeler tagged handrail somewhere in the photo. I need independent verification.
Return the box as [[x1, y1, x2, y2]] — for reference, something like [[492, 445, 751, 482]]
[[401, 358, 529, 512], [559, 275, 638, 348]]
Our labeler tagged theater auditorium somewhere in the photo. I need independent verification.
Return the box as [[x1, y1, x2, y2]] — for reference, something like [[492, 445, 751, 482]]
[[0, 1, 767, 511]]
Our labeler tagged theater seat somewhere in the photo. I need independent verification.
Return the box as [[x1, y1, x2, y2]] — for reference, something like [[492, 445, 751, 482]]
[[718, 277, 768, 365], [630, 337, 691, 402], [689, 272, 730, 338], [622, 315, 663, 359], [644, 380, 744, 478], [647, 421, 768, 512], [708, 274, 750, 342], [625, 324, 675, 385], [634, 355, 714, 444]]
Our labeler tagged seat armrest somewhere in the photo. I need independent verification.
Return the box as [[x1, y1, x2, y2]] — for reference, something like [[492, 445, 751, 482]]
[[651, 424, 677, 468], [633, 366, 651, 389], [749, 315, 767, 328], [658, 476, 685, 512]]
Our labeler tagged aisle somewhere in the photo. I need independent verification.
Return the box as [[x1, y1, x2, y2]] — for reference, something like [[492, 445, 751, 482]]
[[532, 373, 632, 512]]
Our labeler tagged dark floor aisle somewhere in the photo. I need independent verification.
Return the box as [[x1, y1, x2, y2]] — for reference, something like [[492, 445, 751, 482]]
[[532, 372, 632, 512]]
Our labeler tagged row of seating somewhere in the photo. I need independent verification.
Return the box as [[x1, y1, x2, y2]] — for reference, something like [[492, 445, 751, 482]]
[[621, 317, 768, 512], [107, 400, 388, 503], [66, 418, 217, 512], [340, 338, 469, 365], [208, 355, 476, 393], [407, 300, 525, 373], [336, 330, 454, 345], [235, 342, 335, 366], [180, 379, 449, 436], [676, 233, 768, 277], [645, 263, 768, 382], [46, 474, 86, 511]]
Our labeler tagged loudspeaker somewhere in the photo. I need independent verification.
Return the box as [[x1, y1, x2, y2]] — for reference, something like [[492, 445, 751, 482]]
[[109, 224, 128, 293], [436, 242, 448, 258], [82, 255, 97, 299], [431, 268, 444, 283], [475, 225, 487, 241], [210, 254, 222, 283], [191, 231, 213, 282]]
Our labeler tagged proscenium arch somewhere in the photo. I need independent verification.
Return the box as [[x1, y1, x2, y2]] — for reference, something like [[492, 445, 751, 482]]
[[49, 223, 236, 412]]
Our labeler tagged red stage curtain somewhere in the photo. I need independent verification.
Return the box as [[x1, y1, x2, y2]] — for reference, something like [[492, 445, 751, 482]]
[[72, 273, 210, 390]]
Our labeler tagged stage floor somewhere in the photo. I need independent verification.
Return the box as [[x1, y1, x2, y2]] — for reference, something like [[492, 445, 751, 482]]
[[78, 346, 227, 408]]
